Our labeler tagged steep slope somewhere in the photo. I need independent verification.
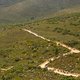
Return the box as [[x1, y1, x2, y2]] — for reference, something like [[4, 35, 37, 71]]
[[0, 0, 80, 23]]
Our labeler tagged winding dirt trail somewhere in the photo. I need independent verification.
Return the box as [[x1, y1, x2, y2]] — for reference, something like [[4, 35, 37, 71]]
[[22, 28, 80, 77], [39, 52, 80, 77], [39, 52, 73, 69]]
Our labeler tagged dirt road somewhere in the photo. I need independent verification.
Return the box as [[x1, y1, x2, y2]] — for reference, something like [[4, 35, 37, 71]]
[[23, 28, 80, 77], [1, 66, 13, 71], [23, 29, 80, 53]]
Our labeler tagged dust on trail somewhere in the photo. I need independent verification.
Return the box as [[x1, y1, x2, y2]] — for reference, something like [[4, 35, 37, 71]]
[[22, 28, 80, 77]]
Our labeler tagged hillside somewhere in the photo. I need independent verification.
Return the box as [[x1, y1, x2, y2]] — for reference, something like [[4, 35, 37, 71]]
[[0, 26, 69, 80], [0, 0, 80, 23], [24, 11, 80, 49], [0, 9, 80, 80]]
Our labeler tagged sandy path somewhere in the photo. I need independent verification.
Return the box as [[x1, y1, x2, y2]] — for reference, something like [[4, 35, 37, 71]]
[[55, 41, 80, 53], [22, 28, 80, 77], [1, 66, 13, 71], [22, 29, 50, 42], [39, 52, 80, 77], [47, 67, 80, 77], [22, 29, 80, 53], [39, 52, 70, 67]]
